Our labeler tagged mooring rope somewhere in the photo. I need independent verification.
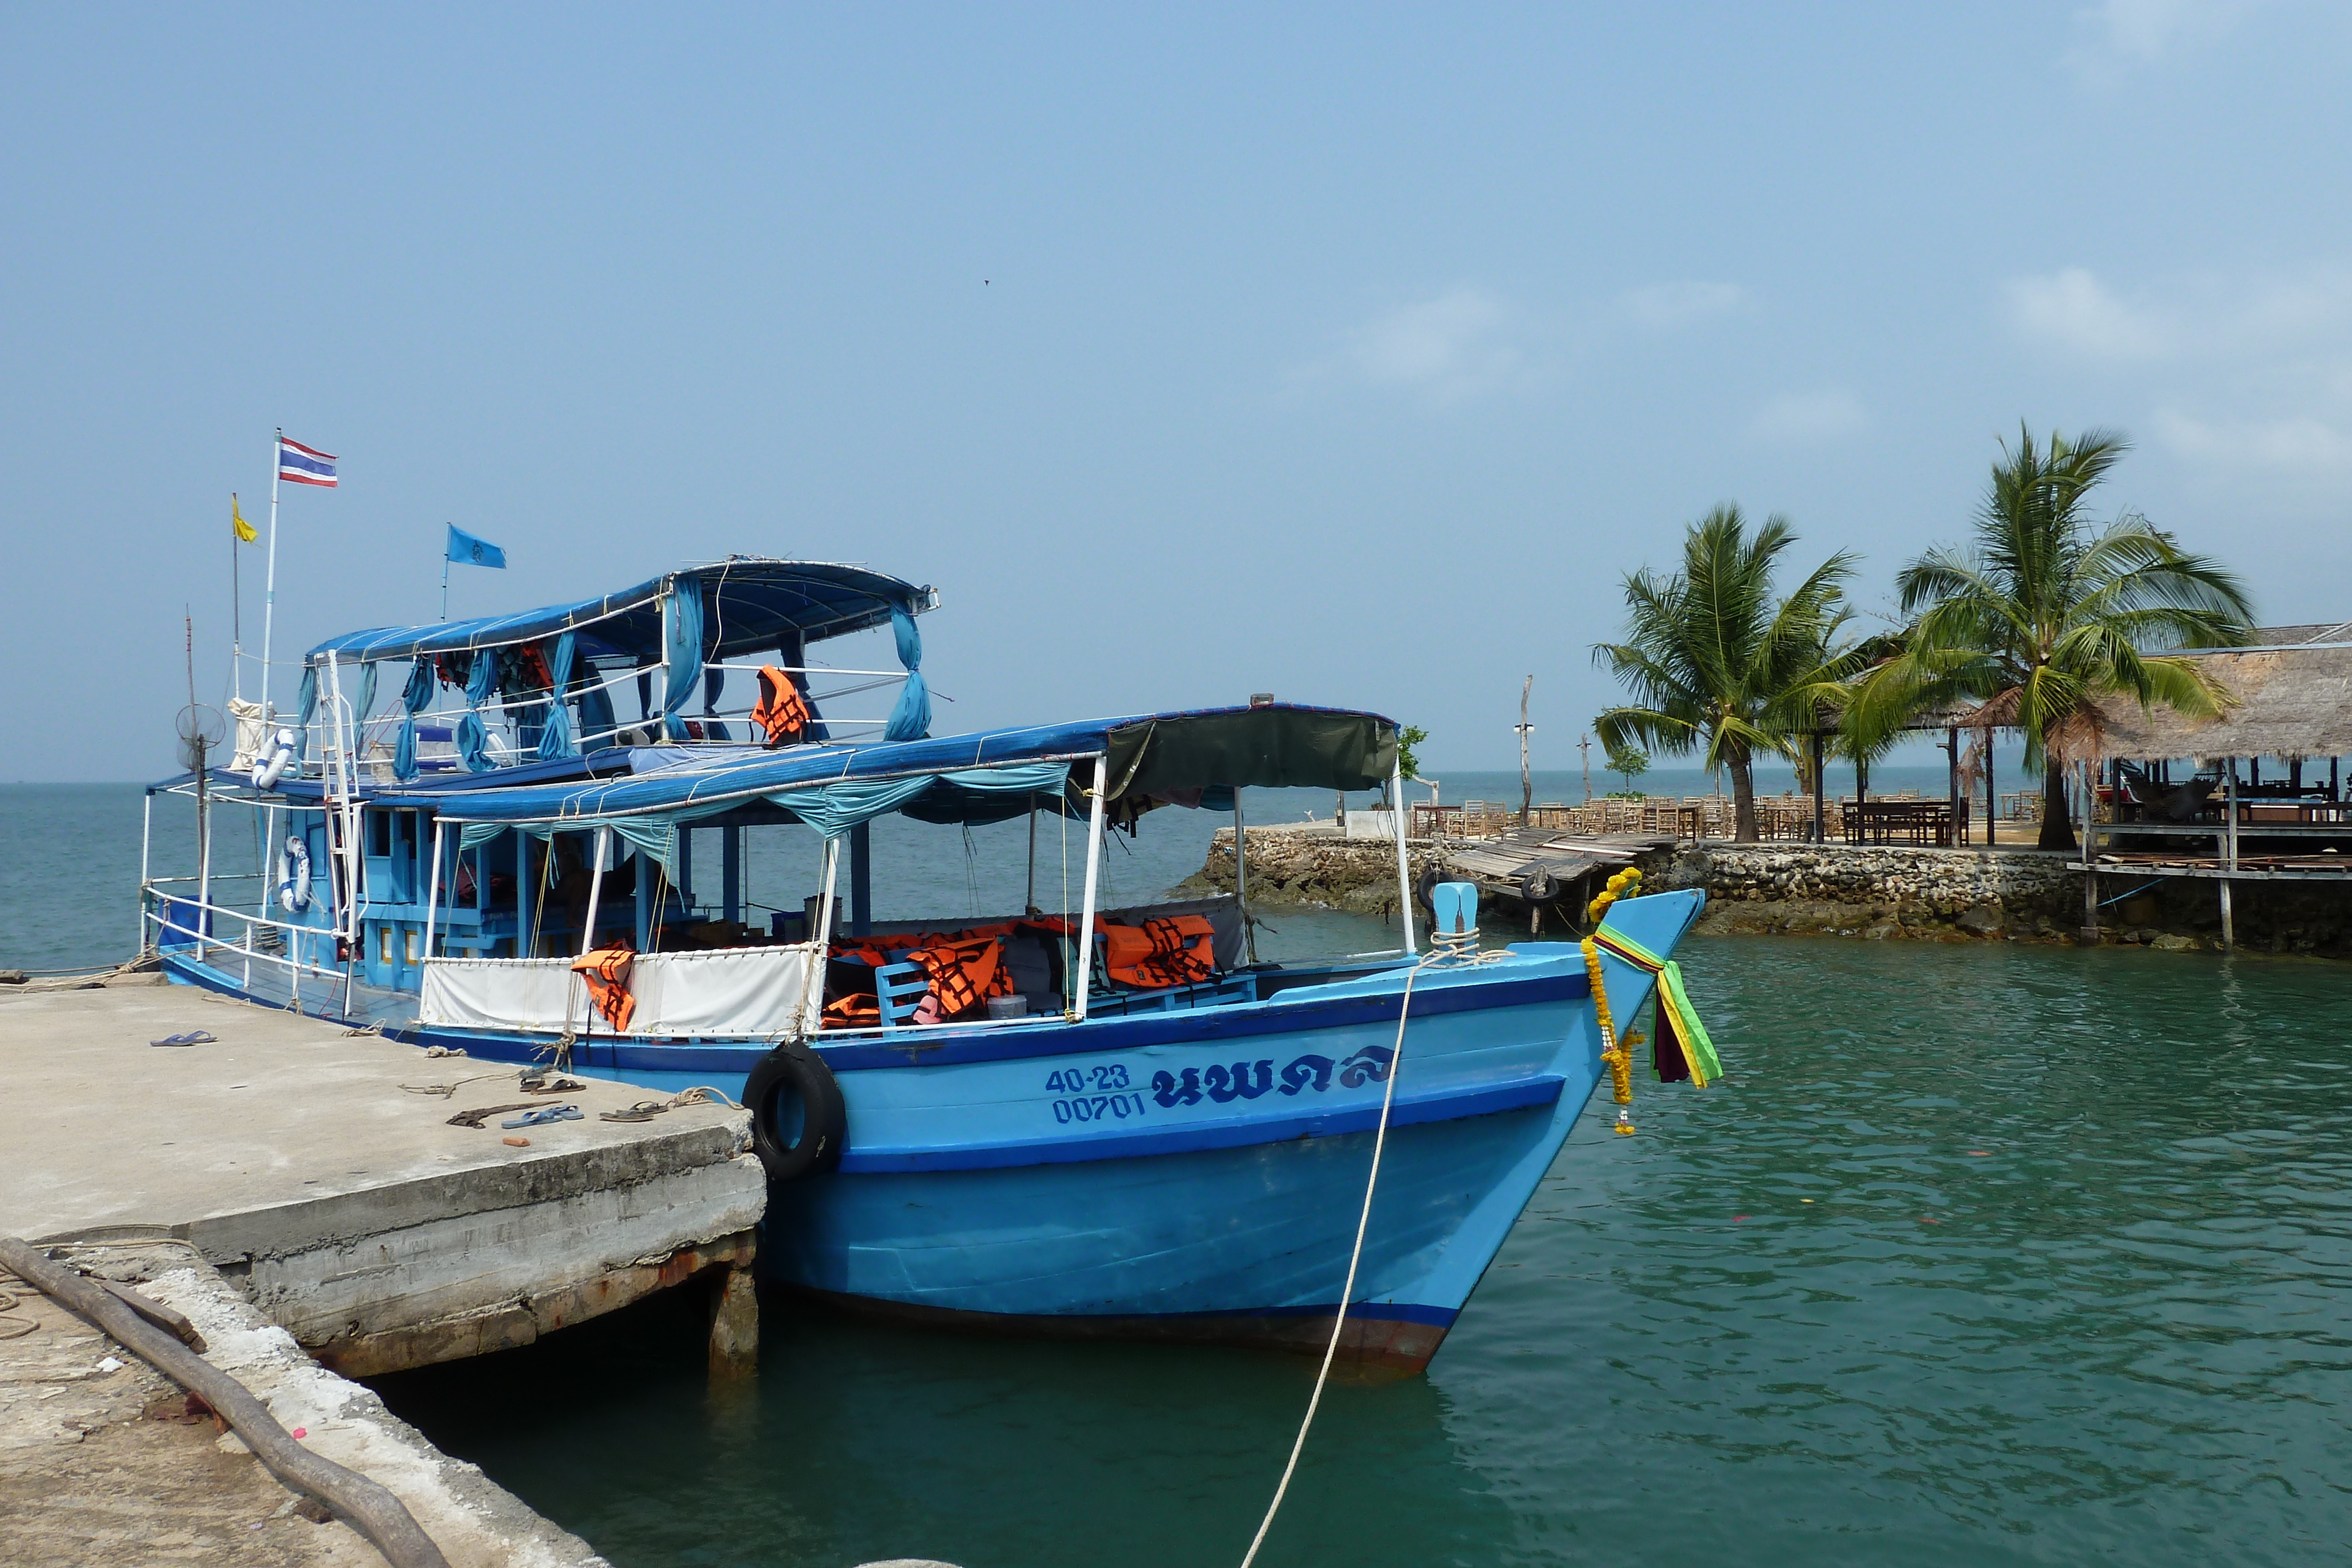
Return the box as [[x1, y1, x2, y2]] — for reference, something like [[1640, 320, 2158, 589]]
[[1237, 930, 1499, 1567]]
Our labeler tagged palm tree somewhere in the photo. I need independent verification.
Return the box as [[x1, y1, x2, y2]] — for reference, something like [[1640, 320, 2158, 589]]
[[1847, 426, 2254, 851], [1593, 505, 1858, 842]]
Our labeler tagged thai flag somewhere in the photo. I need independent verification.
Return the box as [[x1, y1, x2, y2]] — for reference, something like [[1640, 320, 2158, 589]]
[[278, 437, 338, 488]]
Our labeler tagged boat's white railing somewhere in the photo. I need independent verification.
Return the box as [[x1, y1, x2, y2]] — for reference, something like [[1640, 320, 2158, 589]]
[[267, 659, 907, 781], [142, 888, 355, 999]]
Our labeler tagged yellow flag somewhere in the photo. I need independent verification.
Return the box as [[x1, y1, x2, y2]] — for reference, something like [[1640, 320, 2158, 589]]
[[232, 493, 257, 543]]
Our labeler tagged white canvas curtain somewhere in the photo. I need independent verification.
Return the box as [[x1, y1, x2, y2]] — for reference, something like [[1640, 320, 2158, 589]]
[[419, 944, 814, 1037]]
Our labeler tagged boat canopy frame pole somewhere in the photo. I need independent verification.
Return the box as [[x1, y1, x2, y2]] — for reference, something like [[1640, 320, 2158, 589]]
[[579, 826, 610, 957], [1074, 753, 1108, 1022], [1025, 797, 1038, 916], [1235, 789, 1256, 965], [848, 821, 872, 937], [1392, 757, 1415, 957], [423, 818, 445, 962], [800, 836, 841, 1039]]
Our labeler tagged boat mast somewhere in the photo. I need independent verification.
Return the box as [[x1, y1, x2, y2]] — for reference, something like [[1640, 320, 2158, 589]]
[[259, 430, 282, 724]]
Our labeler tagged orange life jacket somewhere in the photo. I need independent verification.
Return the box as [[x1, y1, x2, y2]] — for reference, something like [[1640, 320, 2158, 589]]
[[822, 992, 881, 1029], [905, 935, 1013, 1024], [1101, 915, 1217, 989], [571, 942, 636, 1033], [750, 666, 814, 748], [821, 934, 1013, 1028]]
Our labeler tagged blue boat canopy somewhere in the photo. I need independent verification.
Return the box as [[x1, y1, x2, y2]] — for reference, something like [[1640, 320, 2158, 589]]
[[386, 703, 1396, 859], [307, 559, 933, 665]]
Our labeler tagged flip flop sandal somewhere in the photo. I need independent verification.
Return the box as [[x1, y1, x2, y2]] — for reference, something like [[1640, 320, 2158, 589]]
[[501, 1104, 586, 1129], [149, 1031, 218, 1047], [521, 1075, 589, 1095], [446, 1101, 543, 1129], [598, 1101, 671, 1123]]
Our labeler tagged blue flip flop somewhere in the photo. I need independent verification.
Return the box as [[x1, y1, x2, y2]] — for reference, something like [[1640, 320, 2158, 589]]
[[149, 1031, 218, 1047], [500, 1104, 585, 1129]]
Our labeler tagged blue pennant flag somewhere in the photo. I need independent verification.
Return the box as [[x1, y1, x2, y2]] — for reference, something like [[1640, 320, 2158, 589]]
[[446, 524, 507, 569]]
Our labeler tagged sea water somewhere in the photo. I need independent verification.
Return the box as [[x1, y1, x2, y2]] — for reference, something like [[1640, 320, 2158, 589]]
[[13, 784, 2351, 1564], [368, 937, 2352, 1567]]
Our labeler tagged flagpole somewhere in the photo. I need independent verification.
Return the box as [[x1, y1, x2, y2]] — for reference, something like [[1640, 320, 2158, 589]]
[[230, 495, 243, 701], [440, 533, 451, 621], [260, 430, 281, 722]]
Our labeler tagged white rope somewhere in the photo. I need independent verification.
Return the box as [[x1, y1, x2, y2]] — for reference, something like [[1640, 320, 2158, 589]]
[[1237, 930, 1498, 1567]]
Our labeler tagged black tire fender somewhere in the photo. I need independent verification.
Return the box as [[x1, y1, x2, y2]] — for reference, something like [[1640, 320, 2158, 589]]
[[1413, 861, 1442, 926], [744, 1041, 846, 1182], [1521, 868, 1556, 903]]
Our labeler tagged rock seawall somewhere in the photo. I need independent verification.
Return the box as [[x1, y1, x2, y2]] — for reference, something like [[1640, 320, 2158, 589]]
[[1178, 827, 1441, 918], [1650, 844, 2084, 942], [1178, 828, 2352, 957]]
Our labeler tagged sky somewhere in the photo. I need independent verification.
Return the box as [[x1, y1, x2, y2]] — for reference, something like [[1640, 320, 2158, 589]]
[[5, 1, 2350, 782]]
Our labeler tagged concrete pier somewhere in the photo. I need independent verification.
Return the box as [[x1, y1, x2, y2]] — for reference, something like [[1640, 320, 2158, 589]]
[[0, 979, 765, 1375], [1, 1238, 609, 1566]]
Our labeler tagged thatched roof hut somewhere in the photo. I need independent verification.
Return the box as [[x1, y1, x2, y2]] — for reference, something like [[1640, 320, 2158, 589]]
[[2100, 626, 2352, 763]]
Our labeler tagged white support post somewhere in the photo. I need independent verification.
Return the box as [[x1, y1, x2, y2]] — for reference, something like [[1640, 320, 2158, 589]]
[[423, 818, 445, 962], [138, 790, 154, 953], [2079, 760, 2099, 941], [799, 837, 841, 1039], [579, 826, 610, 957], [1074, 754, 1108, 1022], [2221, 757, 2239, 951], [195, 775, 213, 962], [1392, 757, 1416, 958]]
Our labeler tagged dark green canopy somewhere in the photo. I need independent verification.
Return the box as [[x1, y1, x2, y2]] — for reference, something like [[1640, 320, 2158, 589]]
[[1105, 707, 1398, 800]]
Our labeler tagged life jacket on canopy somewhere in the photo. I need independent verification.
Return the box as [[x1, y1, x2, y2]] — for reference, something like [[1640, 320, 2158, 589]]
[[1100, 915, 1217, 989], [750, 666, 814, 748], [571, 941, 636, 1033]]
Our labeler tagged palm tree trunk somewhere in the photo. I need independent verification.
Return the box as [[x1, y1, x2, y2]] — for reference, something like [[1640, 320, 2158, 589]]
[[1729, 748, 1758, 842], [2038, 758, 2077, 851]]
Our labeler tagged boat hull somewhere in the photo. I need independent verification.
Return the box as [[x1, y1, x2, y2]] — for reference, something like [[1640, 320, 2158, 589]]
[[159, 890, 1705, 1370]]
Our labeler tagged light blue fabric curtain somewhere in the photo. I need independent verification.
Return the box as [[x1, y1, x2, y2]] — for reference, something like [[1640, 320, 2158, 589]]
[[354, 663, 379, 731], [293, 664, 319, 761], [577, 664, 616, 751], [457, 817, 674, 877], [700, 666, 731, 743], [765, 761, 1067, 838], [660, 577, 704, 742], [393, 658, 434, 782], [457, 651, 496, 773], [603, 816, 677, 880], [883, 608, 930, 741], [535, 634, 577, 761]]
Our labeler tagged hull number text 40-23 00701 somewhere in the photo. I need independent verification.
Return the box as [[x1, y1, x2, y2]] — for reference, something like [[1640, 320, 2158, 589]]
[[1044, 1066, 1147, 1125]]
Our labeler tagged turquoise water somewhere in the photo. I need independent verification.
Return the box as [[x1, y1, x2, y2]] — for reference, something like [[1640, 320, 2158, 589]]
[[370, 934, 2352, 1567], [18, 783, 2351, 1563]]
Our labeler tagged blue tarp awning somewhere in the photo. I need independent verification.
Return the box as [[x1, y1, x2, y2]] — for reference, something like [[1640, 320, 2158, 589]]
[[380, 703, 1397, 826], [305, 559, 933, 665]]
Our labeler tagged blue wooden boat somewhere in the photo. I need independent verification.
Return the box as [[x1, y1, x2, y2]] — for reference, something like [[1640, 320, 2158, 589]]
[[144, 559, 1714, 1371]]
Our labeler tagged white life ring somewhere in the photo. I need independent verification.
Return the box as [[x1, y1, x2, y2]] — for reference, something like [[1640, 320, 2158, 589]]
[[253, 728, 298, 790], [277, 835, 312, 914]]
